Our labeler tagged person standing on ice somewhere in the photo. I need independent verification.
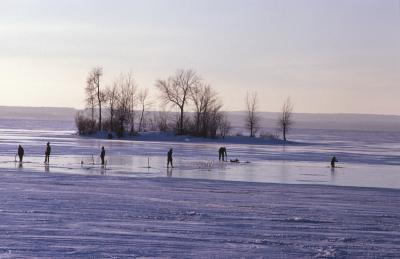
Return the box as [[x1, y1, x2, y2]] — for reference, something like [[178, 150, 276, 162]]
[[100, 146, 106, 165], [218, 147, 227, 161], [331, 156, 338, 168], [17, 145, 24, 162], [44, 142, 51, 164], [167, 148, 173, 168]]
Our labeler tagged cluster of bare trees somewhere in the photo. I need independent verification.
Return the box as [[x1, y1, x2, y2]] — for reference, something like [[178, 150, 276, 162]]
[[76, 69, 152, 137], [77, 68, 230, 138], [156, 70, 230, 138], [106, 72, 139, 136], [244, 92, 294, 141], [77, 67, 293, 141]]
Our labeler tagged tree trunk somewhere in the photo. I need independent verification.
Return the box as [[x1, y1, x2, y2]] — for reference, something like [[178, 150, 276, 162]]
[[110, 110, 114, 132], [138, 106, 144, 132], [179, 106, 184, 135], [195, 112, 201, 135], [97, 85, 102, 131], [283, 123, 287, 141], [118, 118, 124, 138], [98, 101, 102, 131]]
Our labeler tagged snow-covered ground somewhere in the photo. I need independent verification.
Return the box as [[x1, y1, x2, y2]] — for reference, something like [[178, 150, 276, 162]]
[[0, 116, 400, 257], [0, 170, 399, 258]]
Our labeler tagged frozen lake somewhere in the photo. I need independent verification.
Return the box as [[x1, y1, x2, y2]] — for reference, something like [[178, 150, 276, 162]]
[[1, 116, 400, 257], [0, 118, 399, 189]]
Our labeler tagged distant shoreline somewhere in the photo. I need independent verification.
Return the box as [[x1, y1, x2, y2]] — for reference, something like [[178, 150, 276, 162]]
[[1, 105, 400, 117], [1, 106, 400, 132]]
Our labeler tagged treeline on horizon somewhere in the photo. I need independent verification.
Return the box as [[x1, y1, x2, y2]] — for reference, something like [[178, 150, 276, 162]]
[[76, 67, 294, 141]]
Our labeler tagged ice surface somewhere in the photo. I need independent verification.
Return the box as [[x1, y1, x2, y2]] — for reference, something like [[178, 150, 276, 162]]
[[0, 117, 399, 189]]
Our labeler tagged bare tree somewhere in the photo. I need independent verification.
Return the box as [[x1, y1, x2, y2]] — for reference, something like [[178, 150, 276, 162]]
[[208, 103, 223, 138], [125, 72, 138, 134], [105, 81, 119, 132], [191, 83, 218, 136], [157, 109, 169, 132], [190, 83, 206, 134], [279, 97, 294, 141], [115, 73, 137, 137], [245, 91, 260, 137], [156, 69, 200, 135], [218, 113, 231, 139], [85, 77, 96, 124], [87, 67, 104, 131], [138, 88, 152, 132]]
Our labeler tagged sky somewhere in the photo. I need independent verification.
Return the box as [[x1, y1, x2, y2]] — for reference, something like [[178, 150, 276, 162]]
[[0, 0, 399, 114]]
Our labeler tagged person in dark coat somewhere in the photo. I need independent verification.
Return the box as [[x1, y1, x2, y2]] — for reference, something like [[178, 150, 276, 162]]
[[331, 156, 338, 168], [218, 147, 227, 161], [17, 145, 24, 162], [100, 146, 106, 165], [167, 148, 173, 168], [44, 142, 51, 164]]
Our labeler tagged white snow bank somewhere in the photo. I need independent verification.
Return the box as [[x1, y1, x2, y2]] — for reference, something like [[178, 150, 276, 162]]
[[82, 131, 297, 146]]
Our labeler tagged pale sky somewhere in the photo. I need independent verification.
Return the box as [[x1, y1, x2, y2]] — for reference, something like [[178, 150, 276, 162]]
[[0, 0, 399, 114]]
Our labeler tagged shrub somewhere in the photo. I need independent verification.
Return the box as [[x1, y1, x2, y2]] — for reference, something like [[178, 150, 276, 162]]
[[75, 112, 96, 135], [260, 131, 280, 140]]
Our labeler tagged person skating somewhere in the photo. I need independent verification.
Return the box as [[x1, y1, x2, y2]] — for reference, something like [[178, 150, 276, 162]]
[[331, 156, 338, 168], [44, 142, 51, 164], [218, 147, 227, 161], [17, 145, 24, 162], [167, 148, 173, 168], [100, 146, 106, 165]]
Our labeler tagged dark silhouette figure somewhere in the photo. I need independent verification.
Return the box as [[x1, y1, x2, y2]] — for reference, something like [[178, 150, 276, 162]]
[[331, 156, 338, 168], [100, 146, 106, 165], [44, 142, 51, 164], [17, 145, 24, 162], [218, 147, 227, 161], [167, 148, 173, 168]]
